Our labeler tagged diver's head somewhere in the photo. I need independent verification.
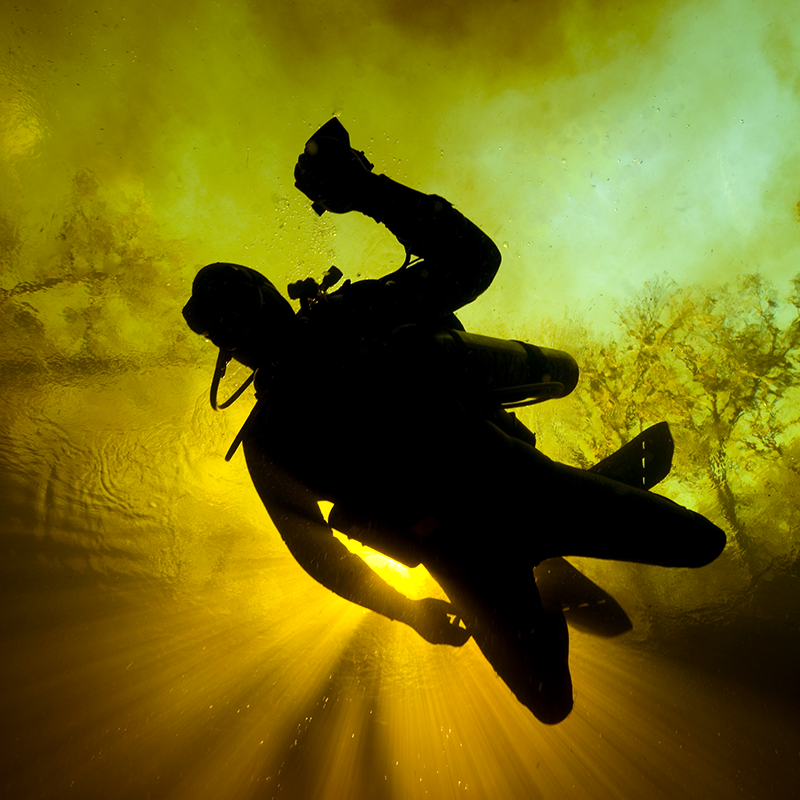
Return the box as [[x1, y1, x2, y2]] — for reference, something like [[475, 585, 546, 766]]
[[182, 262, 296, 369]]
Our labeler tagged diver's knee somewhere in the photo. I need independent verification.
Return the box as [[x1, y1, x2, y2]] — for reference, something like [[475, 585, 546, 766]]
[[668, 513, 727, 568], [689, 517, 727, 567]]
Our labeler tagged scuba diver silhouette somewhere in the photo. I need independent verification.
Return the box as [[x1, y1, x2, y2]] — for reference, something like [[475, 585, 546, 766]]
[[182, 119, 726, 724]]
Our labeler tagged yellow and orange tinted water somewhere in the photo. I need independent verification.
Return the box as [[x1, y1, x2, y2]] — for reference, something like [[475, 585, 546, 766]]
[[1, 1, 798, 798]]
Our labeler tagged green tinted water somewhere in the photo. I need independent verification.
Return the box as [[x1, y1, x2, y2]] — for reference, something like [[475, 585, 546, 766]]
[[1, 1, 798, 797]]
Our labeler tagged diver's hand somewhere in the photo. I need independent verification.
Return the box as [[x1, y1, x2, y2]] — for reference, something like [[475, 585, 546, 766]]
[[405, 598, 471, 647], [294, 124, 374, 214]]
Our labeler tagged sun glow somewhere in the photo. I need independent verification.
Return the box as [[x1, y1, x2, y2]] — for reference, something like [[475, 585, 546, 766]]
[[322, 502, 441, 599]]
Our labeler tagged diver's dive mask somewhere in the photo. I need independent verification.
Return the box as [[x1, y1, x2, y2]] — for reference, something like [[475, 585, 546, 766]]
[[182, 262, 296, 411], [183, 263, 294, 353]]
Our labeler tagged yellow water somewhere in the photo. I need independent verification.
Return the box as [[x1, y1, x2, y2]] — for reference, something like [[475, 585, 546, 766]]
[[1, 1, 798, 798]]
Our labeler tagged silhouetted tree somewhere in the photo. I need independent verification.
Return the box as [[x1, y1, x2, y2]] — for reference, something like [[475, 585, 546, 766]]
[[559, 273, 800, 577]]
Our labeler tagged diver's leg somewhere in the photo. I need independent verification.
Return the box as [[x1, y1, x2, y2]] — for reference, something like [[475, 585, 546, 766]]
[[528, 458, 726, 567], [431, 561, 573, 725], [466, 420, 726, 568]]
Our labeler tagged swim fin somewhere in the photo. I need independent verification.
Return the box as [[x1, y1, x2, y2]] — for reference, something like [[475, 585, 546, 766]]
[[535, 422, 674, 636], [588, 420, 674, 489]]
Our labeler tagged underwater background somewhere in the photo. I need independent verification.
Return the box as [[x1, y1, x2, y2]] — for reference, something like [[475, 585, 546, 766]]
[[1, 0, 798, 797]]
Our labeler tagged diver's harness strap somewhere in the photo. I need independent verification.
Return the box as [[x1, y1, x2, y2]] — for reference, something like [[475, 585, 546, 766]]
[[223, 394, 265, 462]]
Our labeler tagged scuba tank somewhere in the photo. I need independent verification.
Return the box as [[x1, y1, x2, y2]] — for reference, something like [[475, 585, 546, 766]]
[[430, 328, 579, 409]]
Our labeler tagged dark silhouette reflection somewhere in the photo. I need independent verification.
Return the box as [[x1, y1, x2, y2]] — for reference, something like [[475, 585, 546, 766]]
[[182, 119, 726, 724]]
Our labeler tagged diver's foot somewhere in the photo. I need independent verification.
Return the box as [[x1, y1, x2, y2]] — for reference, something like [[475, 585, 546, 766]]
[[294, 118, 374, 214], [521, 608, 573, 725]]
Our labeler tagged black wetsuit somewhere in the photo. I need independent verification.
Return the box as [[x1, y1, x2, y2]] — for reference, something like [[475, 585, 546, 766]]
[[238, 174, 725, 724], [247, 181, 506, 550]]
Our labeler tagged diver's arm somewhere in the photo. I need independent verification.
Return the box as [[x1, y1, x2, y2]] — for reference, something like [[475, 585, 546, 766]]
[[243, 440, 468, 645], [294, 126, 501, 323], [354, 173, 502, 319]]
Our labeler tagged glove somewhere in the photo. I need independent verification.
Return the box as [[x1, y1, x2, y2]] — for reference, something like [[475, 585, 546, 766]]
[[294, 118, 374, 215], [407, 597, 471, 647]]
